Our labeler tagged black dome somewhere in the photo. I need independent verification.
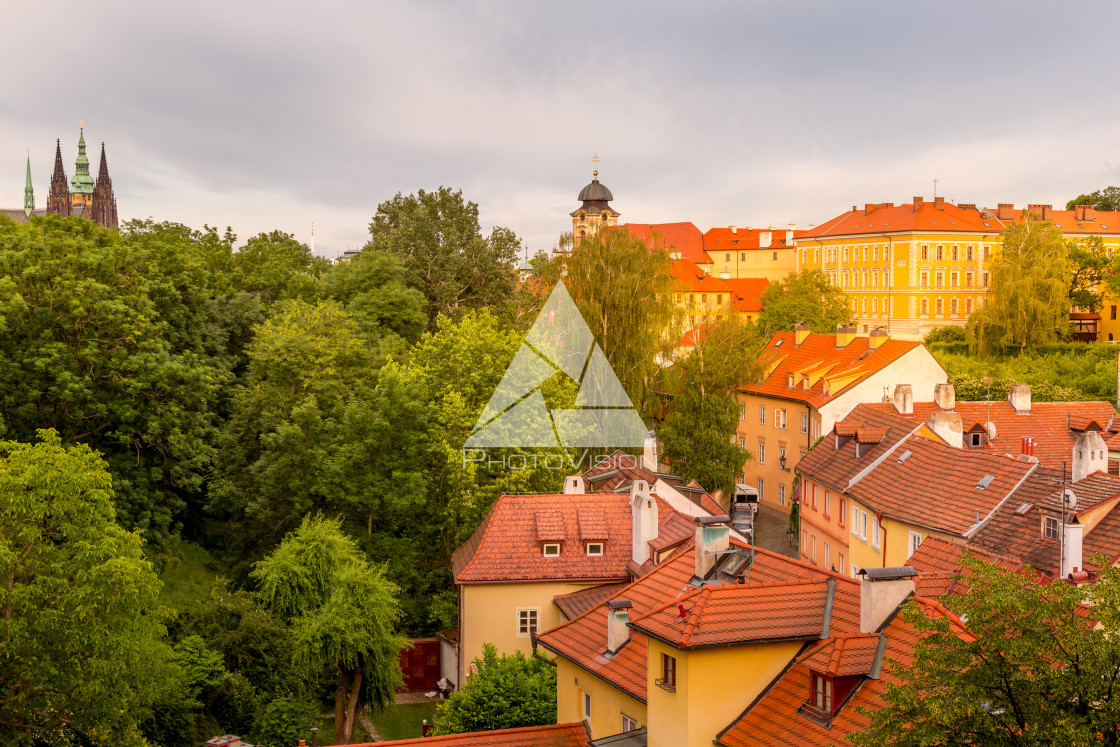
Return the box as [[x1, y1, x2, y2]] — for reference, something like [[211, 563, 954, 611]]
[[578, 178, 613, 202]]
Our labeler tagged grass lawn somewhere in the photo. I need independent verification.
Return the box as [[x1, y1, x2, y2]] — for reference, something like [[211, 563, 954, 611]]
[[371, 702, 441, 741]]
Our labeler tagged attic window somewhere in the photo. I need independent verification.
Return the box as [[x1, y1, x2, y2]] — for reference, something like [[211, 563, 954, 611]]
[[543, 543, 561, 557], [976, 475, 995, 489], [775, 339, 784, 347], [1043, 516, 1060, 540], [586, 542, 604, 556], [969, 432, 986, 448], [788, 375, 796, 388]]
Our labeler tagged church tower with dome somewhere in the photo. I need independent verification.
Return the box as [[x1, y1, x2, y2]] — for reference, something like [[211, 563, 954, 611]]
[[570, 154, 619, 245]]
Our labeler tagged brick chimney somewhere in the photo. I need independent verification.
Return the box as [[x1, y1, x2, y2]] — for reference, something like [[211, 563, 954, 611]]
[[1072, 430, 1107, 482], [933, 383, 956, 411], [997, 203, 1015, 221], [795, 323, 811, 346], [563, 476, 585, 494], [694, 516, 730, 579], [869, 328, 888, 350], [934, 196, 946, 210], [1008, 384, 1031, 414], [759, 230, 772, 249], [859, 567, 917, 633], [893, 384, 913, 416], [605, 600, 632, 653], [958, 203, 977, 211], [835, 324, 856, 348], [913, 196, 924, 212], [1075, 204, 1096, 221], [1027, 204, 1052, 220], [630, 480, 658, 566], [928, 411, 963, 448]]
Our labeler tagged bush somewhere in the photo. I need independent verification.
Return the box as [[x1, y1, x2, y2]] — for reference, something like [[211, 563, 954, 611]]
[[432, 644, 556, 735], [934, 346, 1117, 403], [923, 325, 967, 345]]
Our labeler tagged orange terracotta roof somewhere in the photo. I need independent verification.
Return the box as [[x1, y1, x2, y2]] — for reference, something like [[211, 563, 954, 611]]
[[715, 597, 971, 747], [553, 583, 629, 621], [866, 400, 1118, 469], [704, 226, 809, 252], [679, 322, 708, 348], [355, 722, 591, 746], [620, 222, 710, 265], [1016, 207, 1120, 235], [669, 258, 732, 293], [794, 405, 920, 491], [799, 199, 1005, 239], [722, 277, 769, 313], [743, 332, 925, 408], [535, 541, 858, 703], [628, 578, 855, 649], [796, 633, 881, 677]]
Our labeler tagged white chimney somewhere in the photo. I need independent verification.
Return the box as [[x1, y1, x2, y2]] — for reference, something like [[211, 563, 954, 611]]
[[787, 223, 795, 244], [1009, 384, 1031, 414], [642, 435, 659, 472], [759, 230, 772, 249], [605, 600, 632, 653], [859, 567, 917, 633], [630, 480, 657, 566], [564, 476, 585, 494], [1072, 430, 1107, 483], [694, 517, 730, 578], [893, 384, 913, 416], [933, 383, 956, 411], [928, 411, 963, 448], [1062, 515, 1084, 580]]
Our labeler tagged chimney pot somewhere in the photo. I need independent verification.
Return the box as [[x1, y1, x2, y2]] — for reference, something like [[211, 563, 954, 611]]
[[759, 230, 772, 249], [606, 600, 632, 653], [997, 203, 1015, 221], [933, 383, 956, 411], [893, 384, 913, 416]]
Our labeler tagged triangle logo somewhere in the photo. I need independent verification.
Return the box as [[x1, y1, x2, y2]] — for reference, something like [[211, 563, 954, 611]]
[[464, 282, 648, 450]]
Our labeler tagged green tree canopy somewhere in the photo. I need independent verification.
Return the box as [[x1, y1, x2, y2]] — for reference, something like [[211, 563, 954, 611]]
[[0, 432, 166, 745], [758, 268, 851, 335], [967, 220, 1072, 355], [364, 187, 521, 326], [1068, 235, 1113, 312], [432, 644, 556, 735], [853, 553, 1120, 746], [660, 318, 763, 497], [1066, 186, 1120, 212], [252, 515, 406, 745]]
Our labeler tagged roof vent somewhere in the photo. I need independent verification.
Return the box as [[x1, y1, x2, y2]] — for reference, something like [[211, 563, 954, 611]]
[[1014, 503, 1033, 517], [897, 450, 912, 463], [976, 475, 995, 489]]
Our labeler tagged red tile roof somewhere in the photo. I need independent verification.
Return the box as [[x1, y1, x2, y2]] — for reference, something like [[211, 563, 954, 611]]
[[796, 633, 882, 677], [704, 226, 808, 253], [620, 222, 710, 265], [553, 583, 629, 621], [743, 332, 926, 409], [722, 277, 770, 313], [535, 541, 858, 703], [715, 597, 972, 747], [1022, 207, 1120, 236], [794, 405, 920, 492], [629, 579, 853, 649], [798, 200, 1005, 239], [355, 722, 591, 746], [865, 400, 1118, 469], [670, 258, 731, 293]]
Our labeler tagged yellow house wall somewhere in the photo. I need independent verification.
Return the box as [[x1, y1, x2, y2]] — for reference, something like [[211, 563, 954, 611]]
[[459, 581, 607, 682], [645, 638, 803, 747], [847, 499, 960, 570], [799, 476, 854, 576], [735, 392, 819, 514], [555, 657, 647, 740], [707, 245, 797, 283]]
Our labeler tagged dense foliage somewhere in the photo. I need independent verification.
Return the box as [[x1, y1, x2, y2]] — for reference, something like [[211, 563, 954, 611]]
[[853, 554, 1120, 746], [432, 644, 557, 735], [1066, 185, 1120, 212], [933, 345, 1117, 402], [758, 268, 851, 335]]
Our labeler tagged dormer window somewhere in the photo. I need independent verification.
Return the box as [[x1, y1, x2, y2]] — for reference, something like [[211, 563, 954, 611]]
[[586, 542, 604, 556], [813, 674, 833, 713], [543, 543, 561, 557]]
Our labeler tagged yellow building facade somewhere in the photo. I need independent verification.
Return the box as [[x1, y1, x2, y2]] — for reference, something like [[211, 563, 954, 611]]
[[556, 658, 647, 739]]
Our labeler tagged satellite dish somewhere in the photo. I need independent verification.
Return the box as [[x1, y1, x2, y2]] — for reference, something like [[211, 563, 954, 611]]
[[1062, 489, 1078, 510]]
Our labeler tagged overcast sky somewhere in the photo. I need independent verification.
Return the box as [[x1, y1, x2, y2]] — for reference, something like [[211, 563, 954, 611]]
[[3, 1, 1119, 258]]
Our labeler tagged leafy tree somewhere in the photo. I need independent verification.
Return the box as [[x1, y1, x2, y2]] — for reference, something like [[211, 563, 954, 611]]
[[323, 249, 427, 356], [853, 553, 1120, 746], [758, 268, 850, 335], [253, 695, 320, 747], [231, 229, 330, 306], [1066, 186, 1120, 212], [364, 188, 521, 326], [967, 220, 1072, 355], [660, 318, 762, 496], [923, 325, 966, 345], [0, 432, 166, 745], [252, 515, 407, 745], [554, 229, 680, 418], [432, 644, 556, 735], [1068, 235, 1113, 312]]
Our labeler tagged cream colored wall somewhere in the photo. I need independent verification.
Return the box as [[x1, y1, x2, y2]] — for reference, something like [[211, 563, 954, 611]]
[[707, 246, 797, 283], [645, 638, 803, 747], [460, 581, 605, 682], [735, 392, 817, 514], [556, 658, 647, 740]]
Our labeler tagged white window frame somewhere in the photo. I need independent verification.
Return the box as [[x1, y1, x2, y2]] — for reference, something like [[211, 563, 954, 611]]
[[586, 542, 604, 556], [543, 543, 560, 557], [801, 412, 809, 434], [582, 691, 592, 722], [517, 608, 540, 637], [757, 477, 765, 502], [1044, 516, 1060, 540], [759, 405, 766, 425], [871, 517, 881, 550], [860, 510, 868, 541], [758, 443, 766, 465], [621, 713, 638, 732], [778, 483, 786, 506], [824, 543, 830, 570], [908, 530, 923, 558], [851, 506, 859, 536], [851, 562, 859, 578], [775, 409, 787, 429], [811, 534, 817, 563]]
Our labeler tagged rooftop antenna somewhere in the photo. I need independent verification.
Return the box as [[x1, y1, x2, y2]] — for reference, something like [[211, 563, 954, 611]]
[[933, 178, 938, 199], [310, 222, 315, 255]]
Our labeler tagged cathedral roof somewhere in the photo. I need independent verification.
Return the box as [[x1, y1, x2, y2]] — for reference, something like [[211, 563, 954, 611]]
[[577, 174, 613, 203]]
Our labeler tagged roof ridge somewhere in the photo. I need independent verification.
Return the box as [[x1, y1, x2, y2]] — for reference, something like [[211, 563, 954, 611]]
[[682, 587, 712, 644]]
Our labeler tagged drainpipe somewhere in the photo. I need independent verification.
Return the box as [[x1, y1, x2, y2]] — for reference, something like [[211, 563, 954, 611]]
[[876, 511, 887, 567]]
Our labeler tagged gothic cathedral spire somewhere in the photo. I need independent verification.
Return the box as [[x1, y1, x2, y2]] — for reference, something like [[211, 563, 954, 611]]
[[91, 142, 118, 229], [46, 138, 72, 217], [23, 153, 34, 217]]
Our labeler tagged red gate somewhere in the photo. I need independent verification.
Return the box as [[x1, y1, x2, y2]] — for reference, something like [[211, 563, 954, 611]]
[[398, 637, 441, 692]]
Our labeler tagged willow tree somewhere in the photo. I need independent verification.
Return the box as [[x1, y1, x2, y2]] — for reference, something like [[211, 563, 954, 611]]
[[555, 229, 680, 418], [967, 219, 1072, 355], [252, 515, 406, 745]]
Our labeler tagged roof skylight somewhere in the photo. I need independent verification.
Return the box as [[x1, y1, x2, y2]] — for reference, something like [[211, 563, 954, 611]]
[[977, 475, 995, 489]]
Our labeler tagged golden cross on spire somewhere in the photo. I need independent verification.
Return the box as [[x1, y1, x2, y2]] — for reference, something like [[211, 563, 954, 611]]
[[592, 153, 600, 178], [80, 120, 84, 130]]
